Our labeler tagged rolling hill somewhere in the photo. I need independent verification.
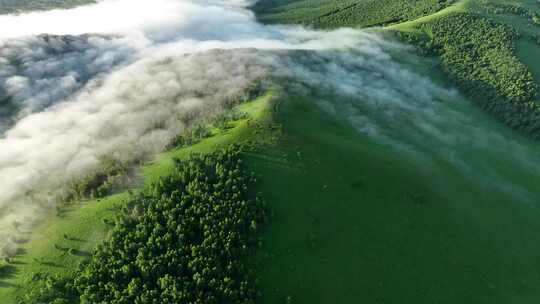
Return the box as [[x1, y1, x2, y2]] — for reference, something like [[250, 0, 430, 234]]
[[1, 1, 540, 303]]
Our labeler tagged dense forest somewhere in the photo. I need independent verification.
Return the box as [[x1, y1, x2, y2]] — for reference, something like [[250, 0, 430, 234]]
[[396, 13, 540, 138], [253, 0, 455, 28], [23, 146, 268, 303]]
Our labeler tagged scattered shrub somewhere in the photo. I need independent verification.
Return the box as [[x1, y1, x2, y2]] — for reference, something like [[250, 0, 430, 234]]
[[66, 158, 133, 201]]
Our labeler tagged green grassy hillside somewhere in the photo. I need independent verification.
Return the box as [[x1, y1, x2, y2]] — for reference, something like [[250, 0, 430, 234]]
[[249, 92, 540, 304]]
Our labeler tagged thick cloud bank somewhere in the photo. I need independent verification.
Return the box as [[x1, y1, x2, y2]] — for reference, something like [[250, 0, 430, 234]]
[[1, 0, 539, 257], [0, 34, 140, 132]]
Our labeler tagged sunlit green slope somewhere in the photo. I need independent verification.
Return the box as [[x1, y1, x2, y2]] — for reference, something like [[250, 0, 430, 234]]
[[252, 91, 540, 303]]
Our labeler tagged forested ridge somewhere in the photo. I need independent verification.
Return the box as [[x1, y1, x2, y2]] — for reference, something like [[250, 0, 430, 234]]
[[396, 12, 540, 138], [314, 0, 454, 28], [22, 146, 268, 303], [253, 0, 455, 28]]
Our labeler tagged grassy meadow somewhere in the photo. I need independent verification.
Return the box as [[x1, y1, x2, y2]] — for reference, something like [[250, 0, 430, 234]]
[[249, 92, 540, 303]]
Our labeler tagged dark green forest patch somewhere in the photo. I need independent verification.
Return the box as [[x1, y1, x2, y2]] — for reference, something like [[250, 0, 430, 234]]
[[22, 146, 269, 304], [396, 12, 540, 138]]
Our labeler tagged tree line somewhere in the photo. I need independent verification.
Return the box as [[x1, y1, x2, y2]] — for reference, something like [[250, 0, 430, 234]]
[[253, 0, 455, 28], [480, 1, 540, 26], [24, 145, 269, 304], [396, 13, 540, 138]]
